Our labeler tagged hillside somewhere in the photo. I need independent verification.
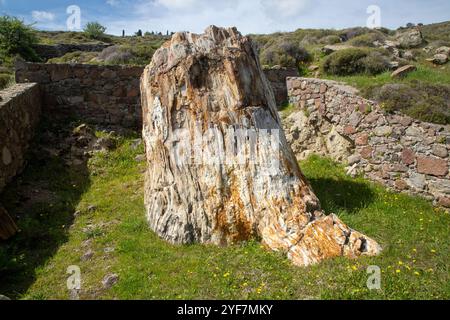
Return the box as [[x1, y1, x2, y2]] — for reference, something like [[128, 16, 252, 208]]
[[1, 20, 449, 123]]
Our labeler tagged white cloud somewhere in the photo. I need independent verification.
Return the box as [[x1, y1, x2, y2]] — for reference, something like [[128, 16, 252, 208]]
[[262, 0, 311, 18], [31, 10, 55, 22], [106, 0, 120, 6], [155, 0, 201, 10], [111, 0, 313, 36]]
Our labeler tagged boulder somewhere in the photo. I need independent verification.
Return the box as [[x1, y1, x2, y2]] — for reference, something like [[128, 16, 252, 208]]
[[426, 53, 448, 65], [395, 28, 424, 48], [321, 44, 354, 55], [391, 64, 417, 78], [436, 46, 450, 56], [141, 26, 381, 267]]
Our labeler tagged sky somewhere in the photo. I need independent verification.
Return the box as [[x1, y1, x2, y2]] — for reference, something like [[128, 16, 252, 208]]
[[1, 0, 449, 36]]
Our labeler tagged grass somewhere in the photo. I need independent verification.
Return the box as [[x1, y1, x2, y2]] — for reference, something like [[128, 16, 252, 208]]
[[324, 64, 450, 92], [0, 128, 449, 300]]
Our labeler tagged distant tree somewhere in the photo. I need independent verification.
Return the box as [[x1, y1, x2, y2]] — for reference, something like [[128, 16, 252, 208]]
[[83, 22, 107, 40], [122, 30, 125, 37], [279, 41, 311, 65], [135, 29, 143, 37], [0, 15, 39, 62], [406, 22, 415, 28]]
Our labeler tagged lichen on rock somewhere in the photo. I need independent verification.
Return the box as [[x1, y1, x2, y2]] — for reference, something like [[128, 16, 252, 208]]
[[141, 26, 381, 267]]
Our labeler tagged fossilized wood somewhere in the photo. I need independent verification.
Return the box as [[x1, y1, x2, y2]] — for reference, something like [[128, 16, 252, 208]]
[[141, 26, 381, 266], [0, 203, 17, 240]]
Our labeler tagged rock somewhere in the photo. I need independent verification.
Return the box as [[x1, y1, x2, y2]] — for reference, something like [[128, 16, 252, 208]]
[[417, 156, 448, 177], [81, 250, 94, 261], [402, 148, 416, 165], [360, 146, 374, 159], [321, 44, 354, 55], [355, 133, 369, 146], [395, 28, 424, 48], [388, 61, 400, 70], [87, 205, 97, 212], [407, 173, 426, 190], [428, 178, 450, 195], [436, 46, 450, 56], [374, 126, 393, 137], [438, 197, 450, 208], [308, 65, 319, 72], [141, 26, 381, 267], [0, 203, 18, 240], [405, 126, 423, 137], [402, 50, 415, 60], [391, 65, 417, 78], [347, 154, 361, 166], [395, 179, 409, 191], [426, 53, 448, 65], [135, 154, 146, 162], [102, 273, 119, 289], [432, 144, 448, 158], [93, 136, 117, 151]]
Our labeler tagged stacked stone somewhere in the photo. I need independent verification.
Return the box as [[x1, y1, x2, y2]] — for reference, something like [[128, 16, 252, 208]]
[[286, 77, 450, 208], [0, 83, 42, 239], [16, 62, 143, 129]]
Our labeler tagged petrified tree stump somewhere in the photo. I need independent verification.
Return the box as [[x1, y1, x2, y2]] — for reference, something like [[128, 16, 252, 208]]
[[0, 203, 17, 240], [141, 26, 381, 266]]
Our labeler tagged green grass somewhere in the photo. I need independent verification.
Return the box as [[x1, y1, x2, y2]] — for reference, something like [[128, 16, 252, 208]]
[[324, 64, 450, 92], [0, 132, 449, 300]]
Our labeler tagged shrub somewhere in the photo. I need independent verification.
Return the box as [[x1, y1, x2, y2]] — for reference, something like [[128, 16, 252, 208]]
[[0, 73, 12, 89], [349, 32, 386, 47], [47, 51, 98, 64], [323, 48, 389, 76], [260, 41, 311, 68], [323, 48, 368, 75], [318, 35, 341, 45], [360, 51, 390, 74], [0, 16, 39, 62], [83, 22, 107, 40], [372, 82, 450, 124]]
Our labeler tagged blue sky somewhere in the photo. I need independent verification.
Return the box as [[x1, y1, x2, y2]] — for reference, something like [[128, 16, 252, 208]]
[[1, 0, 449, 35]]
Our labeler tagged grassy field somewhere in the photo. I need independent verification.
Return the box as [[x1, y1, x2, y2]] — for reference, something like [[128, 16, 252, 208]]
[[0, 129, 449, 300]]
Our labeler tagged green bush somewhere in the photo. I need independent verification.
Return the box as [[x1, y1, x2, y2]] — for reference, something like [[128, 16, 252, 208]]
[[323, 48, 389, 76], [0, 16, 39, 62], [83, 22, 107, 40], [0, 73, 11, 89], [260, 41, 311, 68], [372, 82, 450, 124], [349, 32, 386, 47], [318, 35, 341, 45]]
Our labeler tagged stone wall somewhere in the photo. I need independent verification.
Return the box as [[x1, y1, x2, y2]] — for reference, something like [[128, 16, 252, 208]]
[[263, 66, 299, 107], [0, 83, 42, 193], [0, 83, 41, 239], [16, 62, 144, 129], [285, 77, 450, 207], [34, 43, 112, 62]]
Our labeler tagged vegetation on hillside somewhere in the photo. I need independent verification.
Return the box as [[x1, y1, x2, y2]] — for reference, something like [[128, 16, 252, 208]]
[[0, 128, 448, 300], [83, 22, 107, 41], [0, 16, 40, 89]]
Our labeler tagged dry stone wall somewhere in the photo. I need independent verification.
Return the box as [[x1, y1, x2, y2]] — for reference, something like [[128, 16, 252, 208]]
[[0, 83, 41, 239], [0, 83, 42, 193], [285, 77, 450, 207], [16, 61, 143, 129], [263, 66, 299, 107], [34, 43, 112, 62]]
